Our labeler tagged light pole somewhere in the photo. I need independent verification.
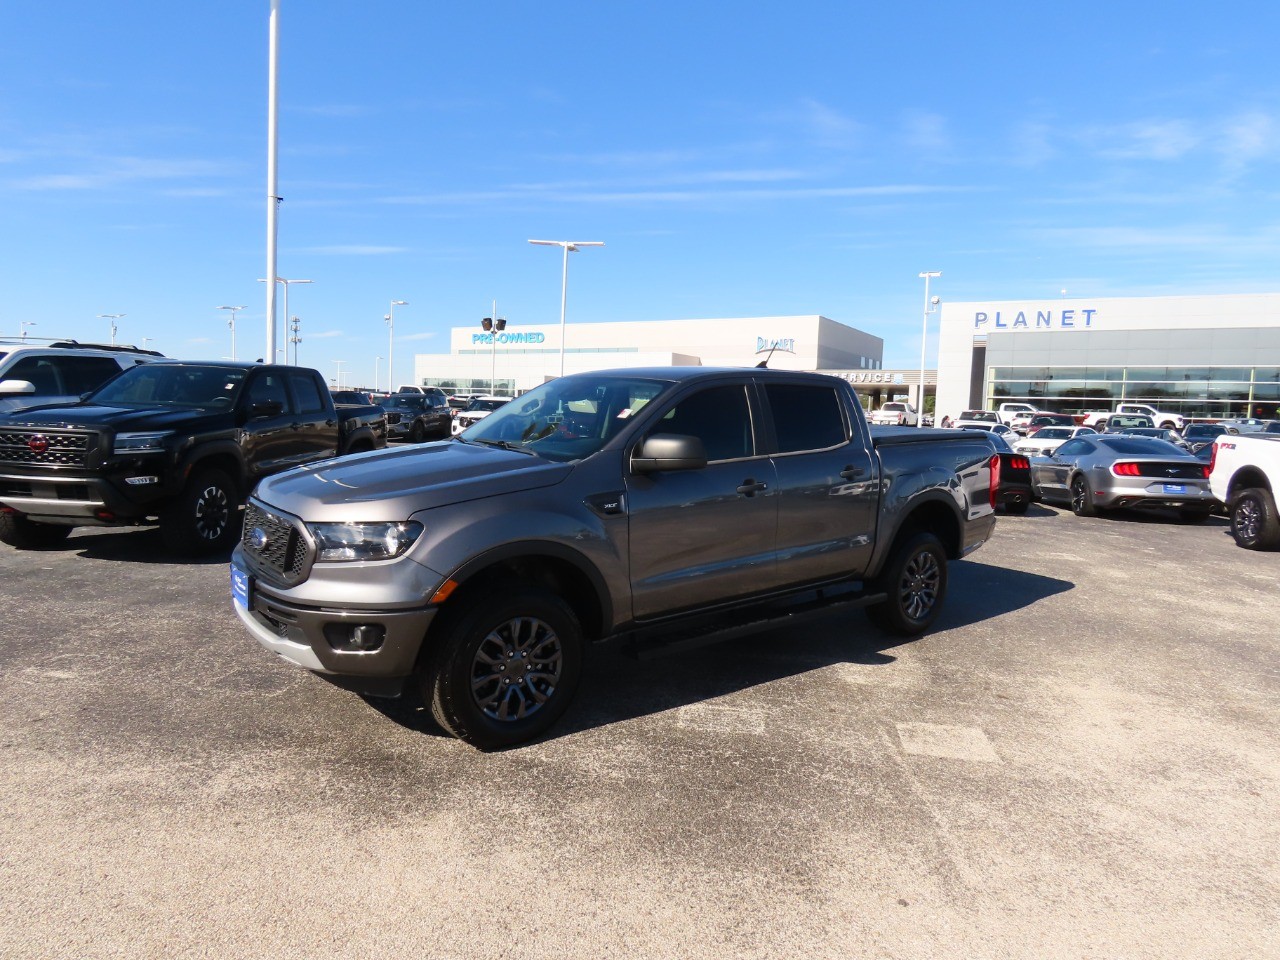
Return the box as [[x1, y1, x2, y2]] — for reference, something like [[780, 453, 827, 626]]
[[528, 239, 604, 377], [481, 304, 507, 396], [20, 321, 36, 340], [918, 272, 941, 427], [217, 306, 246, 360], [258, 278, 312, 362], [265, 0, 281, 366], [375, 356, 382, 393], [99, 314, 125, 346], [289, 316, 302, 365], [141, 337, 154, 351], [334, 360, 346, 391], [386, 299, 407, 389]]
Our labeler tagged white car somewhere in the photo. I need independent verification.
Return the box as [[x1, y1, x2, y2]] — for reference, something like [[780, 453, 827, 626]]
[[1012, 426, 1098, 457], [868, 401, 918, 426], [997, 402, 1039, 427], [450, 396, 510, 434], [0, 339, 160, 413]]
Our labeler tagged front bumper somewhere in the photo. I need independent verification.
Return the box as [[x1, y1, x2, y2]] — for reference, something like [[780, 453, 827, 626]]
[[234, 579, 438, 686], [0, 465, 172, 522]]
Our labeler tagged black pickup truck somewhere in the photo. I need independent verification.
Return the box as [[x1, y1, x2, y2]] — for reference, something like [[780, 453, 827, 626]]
[[232, 367, 999, 749], [0, 361, 386, 554]]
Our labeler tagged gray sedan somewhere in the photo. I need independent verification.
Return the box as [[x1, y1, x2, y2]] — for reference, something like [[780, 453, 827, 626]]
[[1030, 434, 1215, 522]]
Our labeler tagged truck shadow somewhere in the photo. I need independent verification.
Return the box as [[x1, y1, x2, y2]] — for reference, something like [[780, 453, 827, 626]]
[[66, 527, 235, 565], [367, 561, 1074, 747]]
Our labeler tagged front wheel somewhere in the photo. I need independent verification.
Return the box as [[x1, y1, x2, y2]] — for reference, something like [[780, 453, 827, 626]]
[[408, 421, 426, 443], [424, 589, 584, 750], [0, 513, 72, 549], [1230, 488, 1280, 550], [865, 532, 948, 636], [1070, 475, 1098, 517], [160, 468, 241, 556]]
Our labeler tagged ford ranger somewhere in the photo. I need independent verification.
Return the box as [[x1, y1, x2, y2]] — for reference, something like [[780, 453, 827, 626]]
[[1209, 433, 1280, 549], [231, 367, 999, 749]]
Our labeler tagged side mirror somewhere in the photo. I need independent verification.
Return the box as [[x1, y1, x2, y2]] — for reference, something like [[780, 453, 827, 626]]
[[631, 433, 708, 473], [0, 379, 37, 396], [249, 400, 284, 418]]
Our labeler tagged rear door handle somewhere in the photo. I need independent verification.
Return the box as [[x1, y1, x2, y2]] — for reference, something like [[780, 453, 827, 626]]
[[840, 465, 868, 480], [736, 479, 768, 496]]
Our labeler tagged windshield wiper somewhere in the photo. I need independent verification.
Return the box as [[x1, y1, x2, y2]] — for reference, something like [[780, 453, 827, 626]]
[[471, 438, 537, 455]]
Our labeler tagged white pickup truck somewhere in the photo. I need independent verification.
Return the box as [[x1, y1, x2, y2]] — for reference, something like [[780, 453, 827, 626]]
[[996, 402, 1039, 427], [1209, 434, 1280, 549], [869, 401, 919, 426]]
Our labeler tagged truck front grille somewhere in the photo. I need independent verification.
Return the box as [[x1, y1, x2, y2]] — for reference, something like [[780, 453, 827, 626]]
[[241, 499, 312, 585], [0, 430, 94, 468]]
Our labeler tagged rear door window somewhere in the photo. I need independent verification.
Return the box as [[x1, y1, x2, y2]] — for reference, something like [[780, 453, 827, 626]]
[[763, 384, 847, 453], [287, 371, 327, 413]]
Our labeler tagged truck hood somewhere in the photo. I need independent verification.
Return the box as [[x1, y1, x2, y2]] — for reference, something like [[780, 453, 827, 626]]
[[1, 403, 229, 433], [254, 439, 573, 522]]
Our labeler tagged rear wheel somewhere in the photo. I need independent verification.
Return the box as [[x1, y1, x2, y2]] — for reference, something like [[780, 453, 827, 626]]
[[424, 589, 584, 750], [160, 468, 241, 556], [865, 532, 948, 635], [1230, 488, 1280, 550], [409, 421, 426, 443], [0, 513, 72, 549], [1070, 475, 1097, 517]]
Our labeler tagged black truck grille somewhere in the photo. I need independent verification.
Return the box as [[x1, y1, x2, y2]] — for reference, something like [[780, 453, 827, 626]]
[[241, 500, 311, 584], [0, 430, 94, 468]]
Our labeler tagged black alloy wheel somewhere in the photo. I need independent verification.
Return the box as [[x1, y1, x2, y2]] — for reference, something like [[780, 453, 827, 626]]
[[161, 468, 241, 556], [1230, 488, 1280, 550], [1070, 475, 1098, 517], [866, 531, 948, 636], [425, 588, 584, 750], [409, 420, 426, 443]]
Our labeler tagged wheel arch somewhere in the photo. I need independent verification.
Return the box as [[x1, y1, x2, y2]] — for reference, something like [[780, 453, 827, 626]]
[[883, 497, 962, 563], [178, 447, 246, 495], [1227, 466, 1271, 502]]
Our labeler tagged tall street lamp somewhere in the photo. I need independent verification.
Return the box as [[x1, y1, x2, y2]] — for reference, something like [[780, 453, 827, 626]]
[[918, 271, 941, 427], [528, 239, 604, 377], [334, 360, 345, 391], [217, 306, 246, 360], [258, 278, 313, 362], [481, 305, 507, 396], [386, 299, 407, 389], [19, 321, 36, 340], [99, 313, 125, 346], [141, 337, 154, 351]]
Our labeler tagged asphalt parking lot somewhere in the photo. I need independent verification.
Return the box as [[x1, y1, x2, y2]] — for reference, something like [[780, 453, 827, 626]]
[[1, 506, 1276, 959]]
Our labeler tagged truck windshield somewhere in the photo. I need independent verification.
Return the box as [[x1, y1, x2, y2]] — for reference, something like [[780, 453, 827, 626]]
[[464, 375, 669, 463], [89, 364, 247, 410]]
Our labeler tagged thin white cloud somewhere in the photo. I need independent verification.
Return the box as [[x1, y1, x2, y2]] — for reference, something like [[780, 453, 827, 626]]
[[308, 330, 346, 339], [903, 111, 950, 153], [399, 332, 437, 341], [1097, 120, 1200, 160], [380, 182, 959, 206], [297, 245, 409, 256], [795, 98, 862, 150], [10, 156, 229, 191]]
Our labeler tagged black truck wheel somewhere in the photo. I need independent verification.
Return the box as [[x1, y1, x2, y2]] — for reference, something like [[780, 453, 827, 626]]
[[865, 531, 948, 636], [425, 589, 583, 750], [0, 513, 72, 550], [161, 468, 241, 555], [1230, 488, 1280, 550], [409, 421, 426, 443]]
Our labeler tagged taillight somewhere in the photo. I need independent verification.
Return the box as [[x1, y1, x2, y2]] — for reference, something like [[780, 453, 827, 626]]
[[1113, 462, 1142, 476], [1012, 455, 1030, 470], [1208, 442, 1218, 475], [989, 453, 1001, 507]]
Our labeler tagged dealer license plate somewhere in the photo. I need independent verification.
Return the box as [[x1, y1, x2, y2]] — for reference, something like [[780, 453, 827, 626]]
[[1163, 483, 1186, 494], [231, 563, 252, 610]]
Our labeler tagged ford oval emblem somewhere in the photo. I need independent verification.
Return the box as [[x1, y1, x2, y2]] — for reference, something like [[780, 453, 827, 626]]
[[28, 435, 49, 454], [250, 527, 270, 550]]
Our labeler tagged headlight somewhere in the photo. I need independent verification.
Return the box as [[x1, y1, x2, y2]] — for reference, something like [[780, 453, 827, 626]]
[[114, 431, 173, 454], [308, 520, 424, 562]]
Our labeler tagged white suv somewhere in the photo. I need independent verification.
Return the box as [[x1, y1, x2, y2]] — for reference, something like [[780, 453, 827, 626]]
[[0, 340, 161, 413]]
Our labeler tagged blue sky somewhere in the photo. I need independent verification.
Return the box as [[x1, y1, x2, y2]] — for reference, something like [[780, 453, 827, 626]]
[[2, 2, 1278, 389]]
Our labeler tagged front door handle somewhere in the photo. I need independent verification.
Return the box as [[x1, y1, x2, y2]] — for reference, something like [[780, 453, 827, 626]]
[[840, 465, 867, 480], [736, 479, 768, 496]]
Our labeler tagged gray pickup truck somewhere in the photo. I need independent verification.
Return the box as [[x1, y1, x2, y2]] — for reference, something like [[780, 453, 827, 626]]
[[231, 368, 998, 749]]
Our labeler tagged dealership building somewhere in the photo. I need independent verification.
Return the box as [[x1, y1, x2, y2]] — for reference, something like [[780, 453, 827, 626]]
[[935, 293, 1280, 422], [410, 315, 885, 396]]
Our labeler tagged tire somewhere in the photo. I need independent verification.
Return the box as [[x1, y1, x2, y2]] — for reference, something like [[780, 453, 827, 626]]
[[1230, 487, 1280, 550], [424, 589, 584, 750], [0, 513, 72, 549], [160, 468, 241, 556], [1070, 475, 1097, 517], [865, 531, 948, 636], [409, 421, 426, 444]]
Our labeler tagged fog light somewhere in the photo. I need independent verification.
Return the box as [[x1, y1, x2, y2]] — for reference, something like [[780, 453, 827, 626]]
[[324, 622, 386, 652]]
